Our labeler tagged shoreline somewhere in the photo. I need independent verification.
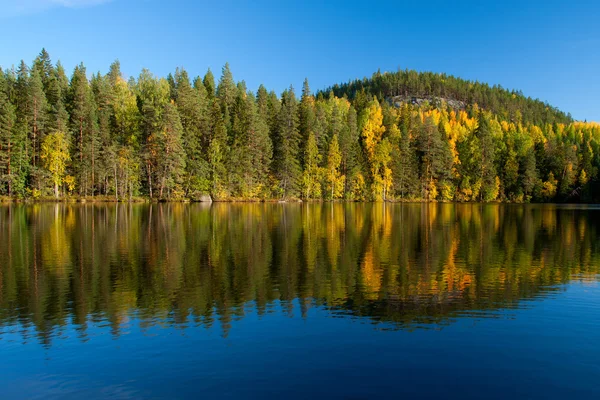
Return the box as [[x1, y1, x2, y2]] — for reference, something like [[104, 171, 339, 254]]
[[0, 196, 589, 205]]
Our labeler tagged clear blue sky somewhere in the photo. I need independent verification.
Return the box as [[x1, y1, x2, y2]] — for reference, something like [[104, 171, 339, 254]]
[[0, 0, 598, 121]]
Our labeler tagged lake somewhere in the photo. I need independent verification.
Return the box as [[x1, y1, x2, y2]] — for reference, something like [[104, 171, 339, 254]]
[[0, 203, 599, 399]]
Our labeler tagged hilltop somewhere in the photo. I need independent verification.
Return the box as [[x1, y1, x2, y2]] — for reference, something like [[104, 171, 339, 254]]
[[321, 69, 572, 126]]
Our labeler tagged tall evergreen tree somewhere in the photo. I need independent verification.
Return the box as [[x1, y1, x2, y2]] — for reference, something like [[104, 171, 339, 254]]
[[91, 72, 114, 196], [203, 68, 216, 100], [216, 63, 236, 133], [274, 87, 301, 198], [174, 68, 210, 198], [299, 78, 315, 167], [301, 132, 322, 199], [247, 91, 273, 196], [0, 77, 16, 195], [156, 102, 186, 198], [475, 112, 497, 200], [28, 65, 48, 190], [68, 63, 97, 195], [208, 101, 228, 198], [33, 48, 53, 94]]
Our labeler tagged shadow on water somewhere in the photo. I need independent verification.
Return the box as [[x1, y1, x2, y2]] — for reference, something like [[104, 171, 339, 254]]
[[0, 202, 598, 345]]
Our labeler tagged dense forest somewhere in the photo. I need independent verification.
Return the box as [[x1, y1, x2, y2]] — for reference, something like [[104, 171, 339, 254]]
[[0, 49, 599, 202]]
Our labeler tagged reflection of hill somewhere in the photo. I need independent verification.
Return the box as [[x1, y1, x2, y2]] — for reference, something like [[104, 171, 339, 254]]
[[0, 203, 598, 344]]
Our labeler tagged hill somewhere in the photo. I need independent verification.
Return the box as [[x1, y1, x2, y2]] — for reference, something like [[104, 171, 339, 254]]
[[320, 69, 572, 126]]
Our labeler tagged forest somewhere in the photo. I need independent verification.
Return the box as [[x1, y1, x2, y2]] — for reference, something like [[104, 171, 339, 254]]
[[0, 49, 599, 202]]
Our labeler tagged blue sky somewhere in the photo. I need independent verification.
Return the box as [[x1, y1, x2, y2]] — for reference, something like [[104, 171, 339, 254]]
[[0, 0, 598, 121]]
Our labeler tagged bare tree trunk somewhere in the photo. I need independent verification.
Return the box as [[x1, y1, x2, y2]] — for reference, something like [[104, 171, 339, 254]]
[[79, 117, 83, 196], [91, 134, 95, 197], [147, 163, 153, 199], [114, 164, 118, 202], [33, 99, 37, 168], [7, 137, 11, 196]]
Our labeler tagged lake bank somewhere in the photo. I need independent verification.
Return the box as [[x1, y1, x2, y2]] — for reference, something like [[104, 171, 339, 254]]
[[0, 195, 587, 204]]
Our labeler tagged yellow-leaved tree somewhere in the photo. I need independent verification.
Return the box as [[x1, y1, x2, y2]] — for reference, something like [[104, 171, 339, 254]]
[[41, 131, 70, 198], [302, 132, 324, 199], [361, 99, 386, 162], [326, 134, 345, 199], [361, 99, 391, 200]]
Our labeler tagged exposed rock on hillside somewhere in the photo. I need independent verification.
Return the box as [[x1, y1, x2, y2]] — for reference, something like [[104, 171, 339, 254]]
[[391, 95, 466, 110]]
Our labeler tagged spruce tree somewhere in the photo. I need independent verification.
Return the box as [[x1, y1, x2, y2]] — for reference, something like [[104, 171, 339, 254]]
[[475, 111, 497, 201], [28, 65, 48, 190], [208, 101, 228, 198], [203, 68, 216, 100], [216, 63, 236, 134], [68, 63, 96, 195], [175, 68, 210, 198], [0, 78, 16, 195], [157, 102, 186, 198], [248, 91, 273, 197], [274, 87, 301, 198], [91, 72, 114, 196], [299, 78, 315, 167]]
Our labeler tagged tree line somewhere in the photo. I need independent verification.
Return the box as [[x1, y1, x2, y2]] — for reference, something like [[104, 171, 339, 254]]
[[0, 49, 598, 202]]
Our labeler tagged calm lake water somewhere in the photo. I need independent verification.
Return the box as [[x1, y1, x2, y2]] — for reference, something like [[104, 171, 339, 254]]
[[0, 203, 599, 399]]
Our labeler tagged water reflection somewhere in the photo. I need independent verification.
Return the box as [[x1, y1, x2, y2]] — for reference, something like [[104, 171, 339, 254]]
[[0, 203, 598, 345]]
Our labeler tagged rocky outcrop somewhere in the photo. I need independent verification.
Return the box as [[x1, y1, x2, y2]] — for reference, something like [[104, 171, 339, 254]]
[[391, 95, 466, 110]]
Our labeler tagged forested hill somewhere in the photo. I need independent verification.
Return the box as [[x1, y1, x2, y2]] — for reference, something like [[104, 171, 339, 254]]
[[321, 69, 572, 126], [0, 49, 599, 203]]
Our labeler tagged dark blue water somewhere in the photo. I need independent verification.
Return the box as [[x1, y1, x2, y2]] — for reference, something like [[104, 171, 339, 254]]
[[0, 203, 599, 399]]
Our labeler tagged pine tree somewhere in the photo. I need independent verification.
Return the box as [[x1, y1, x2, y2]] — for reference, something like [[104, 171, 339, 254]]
[[0, 78, 16, 195], [216, 63, 236, 133], [68, 63, 96, 195], [394, 110, 419, 199], [503, 146, 519, 198], [274, 87, 301, 198], [417, 115, 452, 200], [203, 68, 216, 100], [266, 90, 280, 145], [46, 66, 69, 133], [475, 111, 497, 201], [208, 101, 228, 198], [174, 68, 210, 198], [229, 85, 253, 196], [33, 48, 53, 94], [108, 60, 122, 86], [248, 91, 273, 197], [28, 65, 48, 190], [91, 72, 114, 196], [157, 102, 186, 198], [136, 70, 170, 198], [521, 150, 538, 200], [299, 78, 315, 167], [301, 132, 322, 199]]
